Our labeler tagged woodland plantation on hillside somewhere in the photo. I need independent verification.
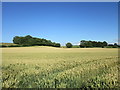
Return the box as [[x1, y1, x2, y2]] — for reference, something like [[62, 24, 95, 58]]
[[13, 35, 61, 47]]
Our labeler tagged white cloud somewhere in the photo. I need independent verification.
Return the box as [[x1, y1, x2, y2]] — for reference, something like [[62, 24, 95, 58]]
[[72, 42, 80, 45]]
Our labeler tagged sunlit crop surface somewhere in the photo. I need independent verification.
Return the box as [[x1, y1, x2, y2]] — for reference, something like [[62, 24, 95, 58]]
[[1, 47, 119, 88]]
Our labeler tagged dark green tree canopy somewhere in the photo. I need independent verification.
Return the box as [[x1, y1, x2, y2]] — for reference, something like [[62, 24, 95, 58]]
[[13, 35, 61, 47], [114, 43, 118, 46], [66, 42, 73, 48], [80, 40, 108, 48]]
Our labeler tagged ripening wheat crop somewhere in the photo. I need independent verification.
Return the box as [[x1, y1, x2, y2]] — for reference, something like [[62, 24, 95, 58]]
[[1, 46, 119, 88]]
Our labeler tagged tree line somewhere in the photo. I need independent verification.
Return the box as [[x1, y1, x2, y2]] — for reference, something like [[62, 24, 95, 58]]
[[13, 35, 61, 47], [0, 35, 119, 48], [80, 40, 108, 48], [66, 40, 119, 48]]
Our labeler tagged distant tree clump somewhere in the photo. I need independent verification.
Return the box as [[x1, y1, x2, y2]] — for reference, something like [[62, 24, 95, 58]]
[[107, 43, 118, 48], [66, 42, 73, 48], [54, 43, 61, 47], [79, 40, 108, 48], [13, 35, 61, 47]]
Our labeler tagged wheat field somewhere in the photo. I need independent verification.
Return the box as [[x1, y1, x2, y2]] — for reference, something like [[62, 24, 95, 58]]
[[1, 46, 119, 88]]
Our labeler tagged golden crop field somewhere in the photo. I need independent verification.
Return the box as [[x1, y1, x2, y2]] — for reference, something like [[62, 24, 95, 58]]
[[1, 46, 119, 88]]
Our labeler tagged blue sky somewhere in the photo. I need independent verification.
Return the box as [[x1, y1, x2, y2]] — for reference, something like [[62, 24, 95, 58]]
[[2, 2, 118, 45]]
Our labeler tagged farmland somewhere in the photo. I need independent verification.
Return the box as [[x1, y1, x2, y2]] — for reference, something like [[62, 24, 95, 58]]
[[1, 47, 119, 88]]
